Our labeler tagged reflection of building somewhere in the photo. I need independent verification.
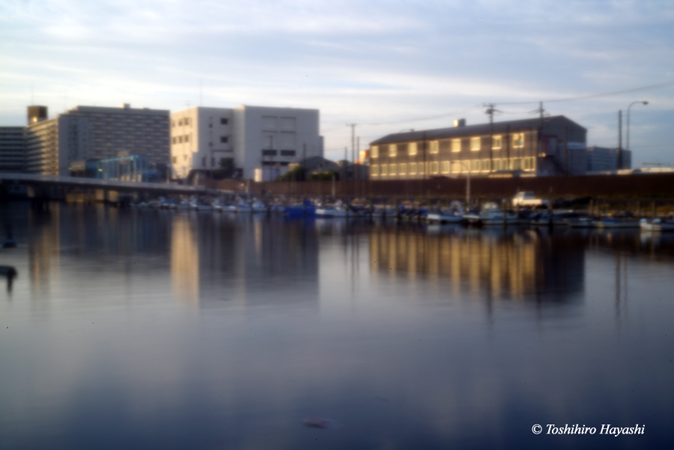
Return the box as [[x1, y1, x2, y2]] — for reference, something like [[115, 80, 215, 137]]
[[369, 227, 584, 301], [27, 204, 61, 300], [369, 116, 587, 179], [170, 106, 323, 181], [171, 215, 200, 306]]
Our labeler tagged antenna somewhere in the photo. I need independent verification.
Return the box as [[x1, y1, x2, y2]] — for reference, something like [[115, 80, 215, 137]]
[[199, 79, 203, 107]]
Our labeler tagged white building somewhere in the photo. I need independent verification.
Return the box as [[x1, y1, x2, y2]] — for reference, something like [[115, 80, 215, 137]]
[[170, 105, 323, 181]]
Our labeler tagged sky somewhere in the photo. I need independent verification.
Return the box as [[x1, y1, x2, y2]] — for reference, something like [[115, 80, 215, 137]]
[[1, 0, 673, 166]]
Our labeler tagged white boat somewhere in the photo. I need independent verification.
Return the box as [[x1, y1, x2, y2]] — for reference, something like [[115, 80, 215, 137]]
[[640, 218, 674, 232], [426, 201, 463, 224], [316, 201, 349, 218], [464, 202, 518, 226], [251, 199, 268, 213]]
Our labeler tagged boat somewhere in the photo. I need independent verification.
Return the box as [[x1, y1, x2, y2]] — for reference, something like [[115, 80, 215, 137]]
[[464, 202, 518, 226], [640, 218, 674, 232], [426, 201, 464, 224], [315, 200, 349, 218], [250, 199, 268, 213], [595, 213, 639, 228]]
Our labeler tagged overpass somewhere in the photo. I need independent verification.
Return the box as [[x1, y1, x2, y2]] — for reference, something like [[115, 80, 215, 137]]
[[0, 172, 216, 195]]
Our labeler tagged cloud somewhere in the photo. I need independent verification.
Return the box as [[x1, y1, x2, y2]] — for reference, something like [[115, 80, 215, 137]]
[[1, 0, 674, 162]]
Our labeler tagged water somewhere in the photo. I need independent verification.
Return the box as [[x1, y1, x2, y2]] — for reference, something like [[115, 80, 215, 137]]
[[1, 202, 673, 449]]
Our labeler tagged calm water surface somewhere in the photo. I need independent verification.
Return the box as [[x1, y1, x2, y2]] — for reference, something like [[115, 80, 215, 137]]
[[1, 202, 673, 449]]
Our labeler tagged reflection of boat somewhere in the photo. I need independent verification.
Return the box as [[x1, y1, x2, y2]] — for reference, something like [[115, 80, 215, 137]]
[[464, 202, 518, 226], [640, 218, 674, 232]]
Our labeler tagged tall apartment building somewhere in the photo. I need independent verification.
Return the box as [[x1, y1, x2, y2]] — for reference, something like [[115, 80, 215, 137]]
[[369, 116, 587, 179], [0, 127, 27, 173], [586, 146, 631, 172], [171, 105, 323, 180], [24, 104, 169, 175]]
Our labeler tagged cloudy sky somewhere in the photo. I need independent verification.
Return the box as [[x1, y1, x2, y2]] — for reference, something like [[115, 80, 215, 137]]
[[1, 0, 673, 165]]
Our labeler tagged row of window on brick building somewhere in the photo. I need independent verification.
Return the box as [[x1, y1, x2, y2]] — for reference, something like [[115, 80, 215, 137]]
[[371, 133, 526, 159], [370, 157, 536, 177]]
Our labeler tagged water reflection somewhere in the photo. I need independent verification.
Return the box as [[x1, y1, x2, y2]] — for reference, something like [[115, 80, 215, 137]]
[[2, 204, 674, 449], [171, 214, 199, 306], [369, 225, 585, 303]]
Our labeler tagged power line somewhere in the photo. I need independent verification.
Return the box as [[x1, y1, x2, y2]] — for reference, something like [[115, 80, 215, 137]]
[[496, 80, 674, 105]]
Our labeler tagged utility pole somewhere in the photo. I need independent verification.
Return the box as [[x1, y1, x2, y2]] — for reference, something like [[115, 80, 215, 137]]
[[484, 103, 500, 173], [347, 123, 356, 181], [618, 110, 623, 170]]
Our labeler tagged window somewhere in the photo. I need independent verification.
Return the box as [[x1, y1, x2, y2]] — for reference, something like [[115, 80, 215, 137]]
[[513, 133, 524, 148], [172, 156, 176, 164], [510, 158, 521, 170], [184, 118, 190, 126], [389, 164, 397, 175], [409, 163, 417, 175], [202, 156, 206, 167], [381, 165, 388, 176], [430, 161, 439, 174], [451, 139, 461, 153], [221, 118, 228, 125], [280, 150, 296, 157], [184, 135, 190, 143], [221, 136, 228, 143], [371, 146, 379, 158], [371, 164, 379, 176], [470, 137, 481, 151], [209, 124, 212, 128], [262, 150, 277, 156], [441, 161, 450, 174], [481, 159, 491, 172], [451, 161, 463, 173], [471, 160, 480, 172], [429, 141, 439, 154], [399, 163, 407, 175], [418, 162, 426, 175], [178, 136, 183, 143], [172, 137, 176, 144], [211, 157, 215, 167], [492, 135, 502, 150], [178, 120, 183, 126], [389, 144, 397, 157], [408, 142, 418, 156]]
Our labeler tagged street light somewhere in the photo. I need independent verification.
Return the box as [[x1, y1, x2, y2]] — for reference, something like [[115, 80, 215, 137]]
[[625, 100, 648, 168]]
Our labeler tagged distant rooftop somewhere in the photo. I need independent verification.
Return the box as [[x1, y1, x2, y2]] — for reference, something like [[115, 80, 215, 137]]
[[370, 115, 585, 145]]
